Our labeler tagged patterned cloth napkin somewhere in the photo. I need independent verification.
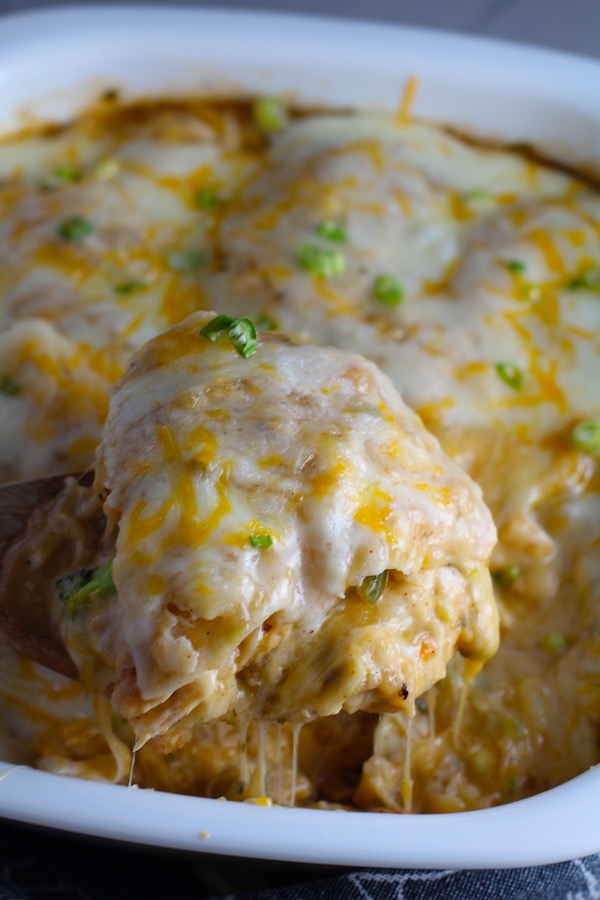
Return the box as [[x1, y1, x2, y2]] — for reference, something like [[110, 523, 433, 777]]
[[1, 822, 599, 900], [225, 858, 600, 899]]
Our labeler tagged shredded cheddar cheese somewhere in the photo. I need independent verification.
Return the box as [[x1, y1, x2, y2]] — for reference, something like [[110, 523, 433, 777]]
[[0, 97, 598, 816]]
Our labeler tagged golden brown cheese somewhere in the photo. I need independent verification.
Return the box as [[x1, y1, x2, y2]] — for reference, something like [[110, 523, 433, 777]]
[[75, 311, 496, 747], [0, 98, 598, 812], [357, 462, 600, 812], [0, 102, 257, 481], [212, 114, 600, 443]]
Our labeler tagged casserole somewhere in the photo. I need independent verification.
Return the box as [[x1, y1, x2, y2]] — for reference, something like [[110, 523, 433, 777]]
[[0, 5, 598, 868]]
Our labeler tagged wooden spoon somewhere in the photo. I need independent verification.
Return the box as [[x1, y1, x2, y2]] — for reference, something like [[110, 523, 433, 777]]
[[0, 472, 93, 679]]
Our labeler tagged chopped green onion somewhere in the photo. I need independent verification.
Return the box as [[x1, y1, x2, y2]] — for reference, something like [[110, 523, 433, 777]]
[[571, 420, 600, 456], [52, 165, 79, 185], [56, 556, 116, 619], [316, 220, 348, 244], [200, 315, 234, 341], [252, 96, 288, 134], [506, 260, 526, 275], [462, 189, 493, 202], [255, 313, 278, 331], [298, 245, 345, 277], [196, 187, 222, 210], [374, 274, 404, 306], [229, 318, 258, 358], [53, 164, 79, 181], [0, 375, 20, 396], [495, 362, 525, 390], [357, 570, 389, 605], [113, 280, 148, 295], [519, 282, 542, 302], [167, 248, 205, 272], [249, 534, 273, 548], [57, 215, 93, 241], [492, 566, 521, 588], [541, 631, 568, 654], [39, 164, 80, 190], [200, 315, 258, 358], [568, 267, 600, 292]]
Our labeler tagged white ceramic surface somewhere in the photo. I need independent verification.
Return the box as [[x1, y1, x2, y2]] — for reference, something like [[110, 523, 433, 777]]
[[0, 759, 599, 868], [0, 5, 598, 869]]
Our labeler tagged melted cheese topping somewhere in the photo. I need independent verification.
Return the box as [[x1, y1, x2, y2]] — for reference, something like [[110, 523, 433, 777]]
[[212, 115, 599, 440], [0, 103, 256, 480], [0, 99, 598, 811], [82, 312, 496, 747]]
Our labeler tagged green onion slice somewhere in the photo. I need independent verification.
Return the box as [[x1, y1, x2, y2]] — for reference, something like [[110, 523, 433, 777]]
[[357, 570, 389, 604], [196, 187, 222, 210], [228, 318, 258, 358], [252, 96, 289, 134], [200, 315, 234, 341], [113, 280, 148, 295], [167, 249, 205, 272], [298, 245, 345, 277], [462, 189, 494, 202], [200, 315, 258, 358], [519, 282, 542, 302], [39, 164, 80, 190], [249, 534, 273, 548], [53, 164, 79, 181], [57, 215, 93, 241], [0, 375, 20, 396], [506, 260, 526, 274], [568, 267, 600, 292], [571, 420, 600, 456], [374, 274, 404, 306], [492, 565, 521, 588], [495, 362, 525, 390], [56, 555, 116, 619], [316, 220, 348, 244]]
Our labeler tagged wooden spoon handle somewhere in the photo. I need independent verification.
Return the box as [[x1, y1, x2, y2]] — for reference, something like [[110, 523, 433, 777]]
[[0, 471, 93, 679], [0, 471, 92, 555]]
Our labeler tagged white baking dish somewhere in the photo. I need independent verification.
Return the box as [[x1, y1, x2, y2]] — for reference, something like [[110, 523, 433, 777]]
[[0, 5, 598, 869]]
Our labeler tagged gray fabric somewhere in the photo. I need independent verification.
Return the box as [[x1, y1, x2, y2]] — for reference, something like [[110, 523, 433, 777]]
[[217, 858, 600, 900], [1, 822, 600, 900]]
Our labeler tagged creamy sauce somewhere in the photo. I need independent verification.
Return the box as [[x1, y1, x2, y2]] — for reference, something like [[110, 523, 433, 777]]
[[0, 97, 598, 812], [2, 318, 497, 753]]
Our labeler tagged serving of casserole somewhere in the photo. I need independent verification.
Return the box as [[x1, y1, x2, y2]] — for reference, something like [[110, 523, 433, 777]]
[[0, 6, 598, 869]]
